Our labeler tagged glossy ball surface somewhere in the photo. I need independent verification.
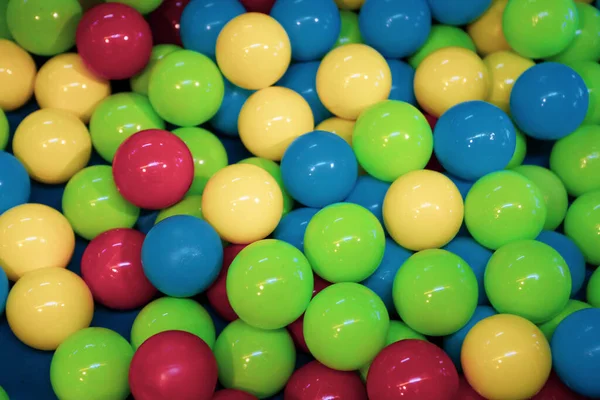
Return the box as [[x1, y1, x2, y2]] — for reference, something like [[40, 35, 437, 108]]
[[206, 244, 246, 322], [427, 0, 491, 25], [285, 361, 368, 400], [564, 190, 600, 265], [0, 152, 30, 215], [483, 50, 534, 114], [148, 0, 191, 46], [0, 39, 36, 111]]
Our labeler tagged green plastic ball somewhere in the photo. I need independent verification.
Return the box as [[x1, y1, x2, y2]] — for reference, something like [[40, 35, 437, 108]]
[[549, 3, 600, 63], [304, 203, 385, 283], [408, 25, 477, 69], [568, 61, 600, 125], [130, 297, 216, 350], [0, 109, 8, 150], [239, 157, 294, 215], [0, 0, 10, 41], [62, 166, 140, 240], [130, 44, 181, 96], [333, 10, 363, 49], [155, 195, 203, 225], [148, 49, 225, 127], [506, 128, 527, 169], [564, 190, 600, 265], [303, 283, 389, 371], [538, 299, 591, 341], [485, 240, 571, 324], [50, 328, 133, 400], [214, 319, 295, 398], [0, 387, 7, 400], [588, 267, 600, 307], [106, 0, 163, 14], [465, 170, 547, 250]]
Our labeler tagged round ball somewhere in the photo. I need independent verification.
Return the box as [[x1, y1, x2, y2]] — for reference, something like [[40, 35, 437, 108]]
[[549, 3, 600, 63], [238, 157, 294, 215], [212, 390, 258, 400], [148, 0, 194, 46], [344, 175, 390, 226], [408, 25, 477, 69], [0, 110, 8, 150], [209, 77, 255, 137], [131, 44, 181, 96], [316, 117, 355, 145], [466, 0, 511, 56], [285, 361, 367, 400], [564, 190, 600, 265], [0, 39, 36, 111], [0, 151, 30, 215], [569, 61, 600, 125], [483, 51, 535, 113], [106, 0, 163, 14], [333, 10, 362, 49], [154, 195, 203, 224], [538, 299, 592, 341], [272, 208, 320, 253], [206, 244, 246, 322], [428, 0, 491, 25]]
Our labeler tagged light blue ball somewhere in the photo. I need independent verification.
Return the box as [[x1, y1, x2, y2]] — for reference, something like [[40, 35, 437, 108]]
[[273, 207, 320, 252], [537, 230, 586, 297], [0, 151, 31, 215], [427, 0, 491, 25], [0, 267, 7, 315], [141, 215, 223, 297], [344, 175, 390, 227], [387, 59, 416, 105], [444, 237, 492, 305], [209, 78, 254, 137]]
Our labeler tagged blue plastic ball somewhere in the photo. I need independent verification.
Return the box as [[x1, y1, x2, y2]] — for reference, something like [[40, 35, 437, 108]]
[[272, 207, 319, 252], [0, 267, 7, 315], [281, 130, 358, 208], [344, 175, 390, 226], [141, 215, 223, 297], [427, 0, 491, 25], [387, 59, 416, 105], [0, 151, 31, 215], [510, 62, 589, 140], [209, 78, 254, 136], [444, 237, 492, 305]]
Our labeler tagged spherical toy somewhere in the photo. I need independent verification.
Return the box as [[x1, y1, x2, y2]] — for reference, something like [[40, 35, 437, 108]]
[[131, 297, 216, 350], [0, 268, 7, 315], [564, 189, 600, 265], [202, 164, 283, 243], [334, 10, 363, 49], [430, 0, 492, 25], [315, 117, 355, 145], [466, 0, 511, 56], [0, 0, 10, 40], [0, 110, 7, 150], [550, 3, 600, 63], [383, 170, 463, 251], [569, 61, 600, 125], [141, 215, 223, 297], [50, 327, 133, 400], [344, 176, 390, 227], [386, 60, 417, 105], [0, 152, 30, 215], [216, 12, 291, 90], [214, 319, 296, 398], [353, 100, 433, 182], [408, 25, 477, 69], [510, 62, 588, 140], [316, 44, 391, 120], [507, 128, 528, 169], [130, 44, 181, 96], [210, 78, 255, 137], [272, 207, 319, 252], [213, 389, 258, 400], [367, 339, 459, 400], [0, 39, 36, 111], [335, 0, 364, 10], [304, 283, 389, 371], [461, 314, 552, 400], [532, 371, 589, 400], [238, 157, 294, 214], [304, 203, 385, 282], [539, 300, 592, 341], [206, 244, 246, 322], [129, 330, 218, 400], [154, 195, 203, 224], [465, 170, 547, 250], [414, 47, 489, 118], [13, 108, 91, 184], [537, 231, 586, 297], [6, 267, 93, 350], [552, 308, 600, 398], [271, 0, 340, 61], [444, 237, 492, 305], [112, 129, 194, 209], [106, 0, 162, 14], [0, 203, 74, 281], [285, 361, 368, 400], [0, 389, 4, 400], [76, 3, 153, 80], [90, 92, 165, 163], [147, 0, 190, 46]]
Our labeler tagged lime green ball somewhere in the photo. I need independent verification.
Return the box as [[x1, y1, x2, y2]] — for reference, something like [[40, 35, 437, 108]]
[[465, 171, 547, 250], [564, 190, 600, 265], [7, 0, 82, 56], [131, 44, 181, 96], [214, 319, 295, 398], [149, 49, 225, 127], [62, 166, 140, 240], [506, 127, 527, 169], [485, 240, 571, 324], [511, 165, 568, 231], [90, 93, 165, 163], [587, 267, 600, 307], [0, 0, 11, 40], [333, 10, 363, 49], [408, 25, 477, 69], [304, 283, 389, 371], [550, 124, 600, 197], [568, 61, 600, 124], [0, 109, 8, 150], [155, 195, 203, 224], [131, 297, 215, 350], [538, 299, 591, 341], [0, 387, 7, 400], [239, 157, 294, 215], [549, 3, 600, 63], [304, 203, 385, 282], [50, 328, 133, 400], [502, 0, 579, 59], [106, 0, 163, 14], [353, 100, 433, 182]]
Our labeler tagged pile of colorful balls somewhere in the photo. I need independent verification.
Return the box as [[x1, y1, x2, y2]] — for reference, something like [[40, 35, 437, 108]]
[[0, 0, 599, 399]]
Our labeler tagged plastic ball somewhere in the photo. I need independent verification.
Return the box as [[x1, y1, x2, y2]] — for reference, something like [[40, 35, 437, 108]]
[[239, 0, 276, 13], [238, 157, 294, 214], [431, 0, 492, 25], [0, 0, 10, 40], [0, 152, 30, 215], [304, 203, 385, 282], [0, 268, 7, 315], [461, 314, 552, 400], [569, 61, 600, 125], [216, 12, 291, 90], [206, 244, 246, 322], [273, 207, 319, 252], [210, 78, 255, 137], [564, 190, 600, 265], [537, 231, 586, 297], [334, 0, 364, 10], [334, 10, 363, 49], [76, 3, 153, 80], [130, 44, 181, 96], [285, 361, 368, 400], [155, 195, 203, 224], [466, 0, 511, 56], [0, 39, 36, 111], [148, 0, 190, 46], [408, 25, 476, 69], [315, 117, 355, 145], [386, 60, 416, 105], [129, 330, 218, 400], [213, 390, 258, 400], [444, 237, 492, 305], [214, 319, 296, 398], [507, 128, 528, 169], [383, 170, 463, 251], [550, 3, 600, 63], [539, 300, 592, 341], [6, 267, 93, 350], [414, 47, 489, 118], [106, 0, 162, 14], [316, 44, 391, 120], [344, 175, 390, 226], [589, 268, 600, 307], [50, 328, 133, 400], [532, 370, 589, 400], [0, 110, 7, 150]]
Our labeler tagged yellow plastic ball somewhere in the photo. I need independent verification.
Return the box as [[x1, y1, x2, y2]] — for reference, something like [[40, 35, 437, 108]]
[[467, 0, 511, 56], [334, 0, 365, 10], [0, 203, 75, 281], [383, 170, 463, 251], [315, 117, 355, 146], [34, 53, 111, 123], [6, 267, 93, 350], [461, 314, 552, 400], [483, 51, 535, 114], [0, 39, 36, 111], [202, 164, 283, 244], [13, 108, 92, 184], [316, 44, 391, 120], [414, 47, 489, 118], [216, 12, 291, 90], [238, 86, 314, 161]]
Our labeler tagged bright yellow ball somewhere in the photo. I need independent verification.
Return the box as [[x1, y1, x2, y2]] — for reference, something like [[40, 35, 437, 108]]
[[202, 164, 283, 244], [467, 0, 511, 56], [0, 39, 36, 111], [0, 203, 75, 281], [6, 267, 93, 350], [484, 51, 535, 114], [317, 44, 391, 120], [13, 108, 92, 184], [238, 86, 314, 161], [334, 0, 365, 10], [34, 53, 111, 123], [216, 13, 291, 90], [383, 170, 463, 251], [462, 314, 552, 400], [414, 47, 489, 118], [315, 117, 355, 146]]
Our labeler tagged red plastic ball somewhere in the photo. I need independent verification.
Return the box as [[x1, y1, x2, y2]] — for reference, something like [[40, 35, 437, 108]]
[[454, 376, 485, 400], [81, 228, 157, 310], [367, 340, 459, 400], [531, 371, 587, 400], [212, 389, 258, 400], [206, 244, 247, 322], [76, 3, 153, 80], [129, 330, 218, 400], [239, 0, 276, 13], [112, 129, 194, 210], [148, 0, 190, 46], [284, 360, 368, 400]]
